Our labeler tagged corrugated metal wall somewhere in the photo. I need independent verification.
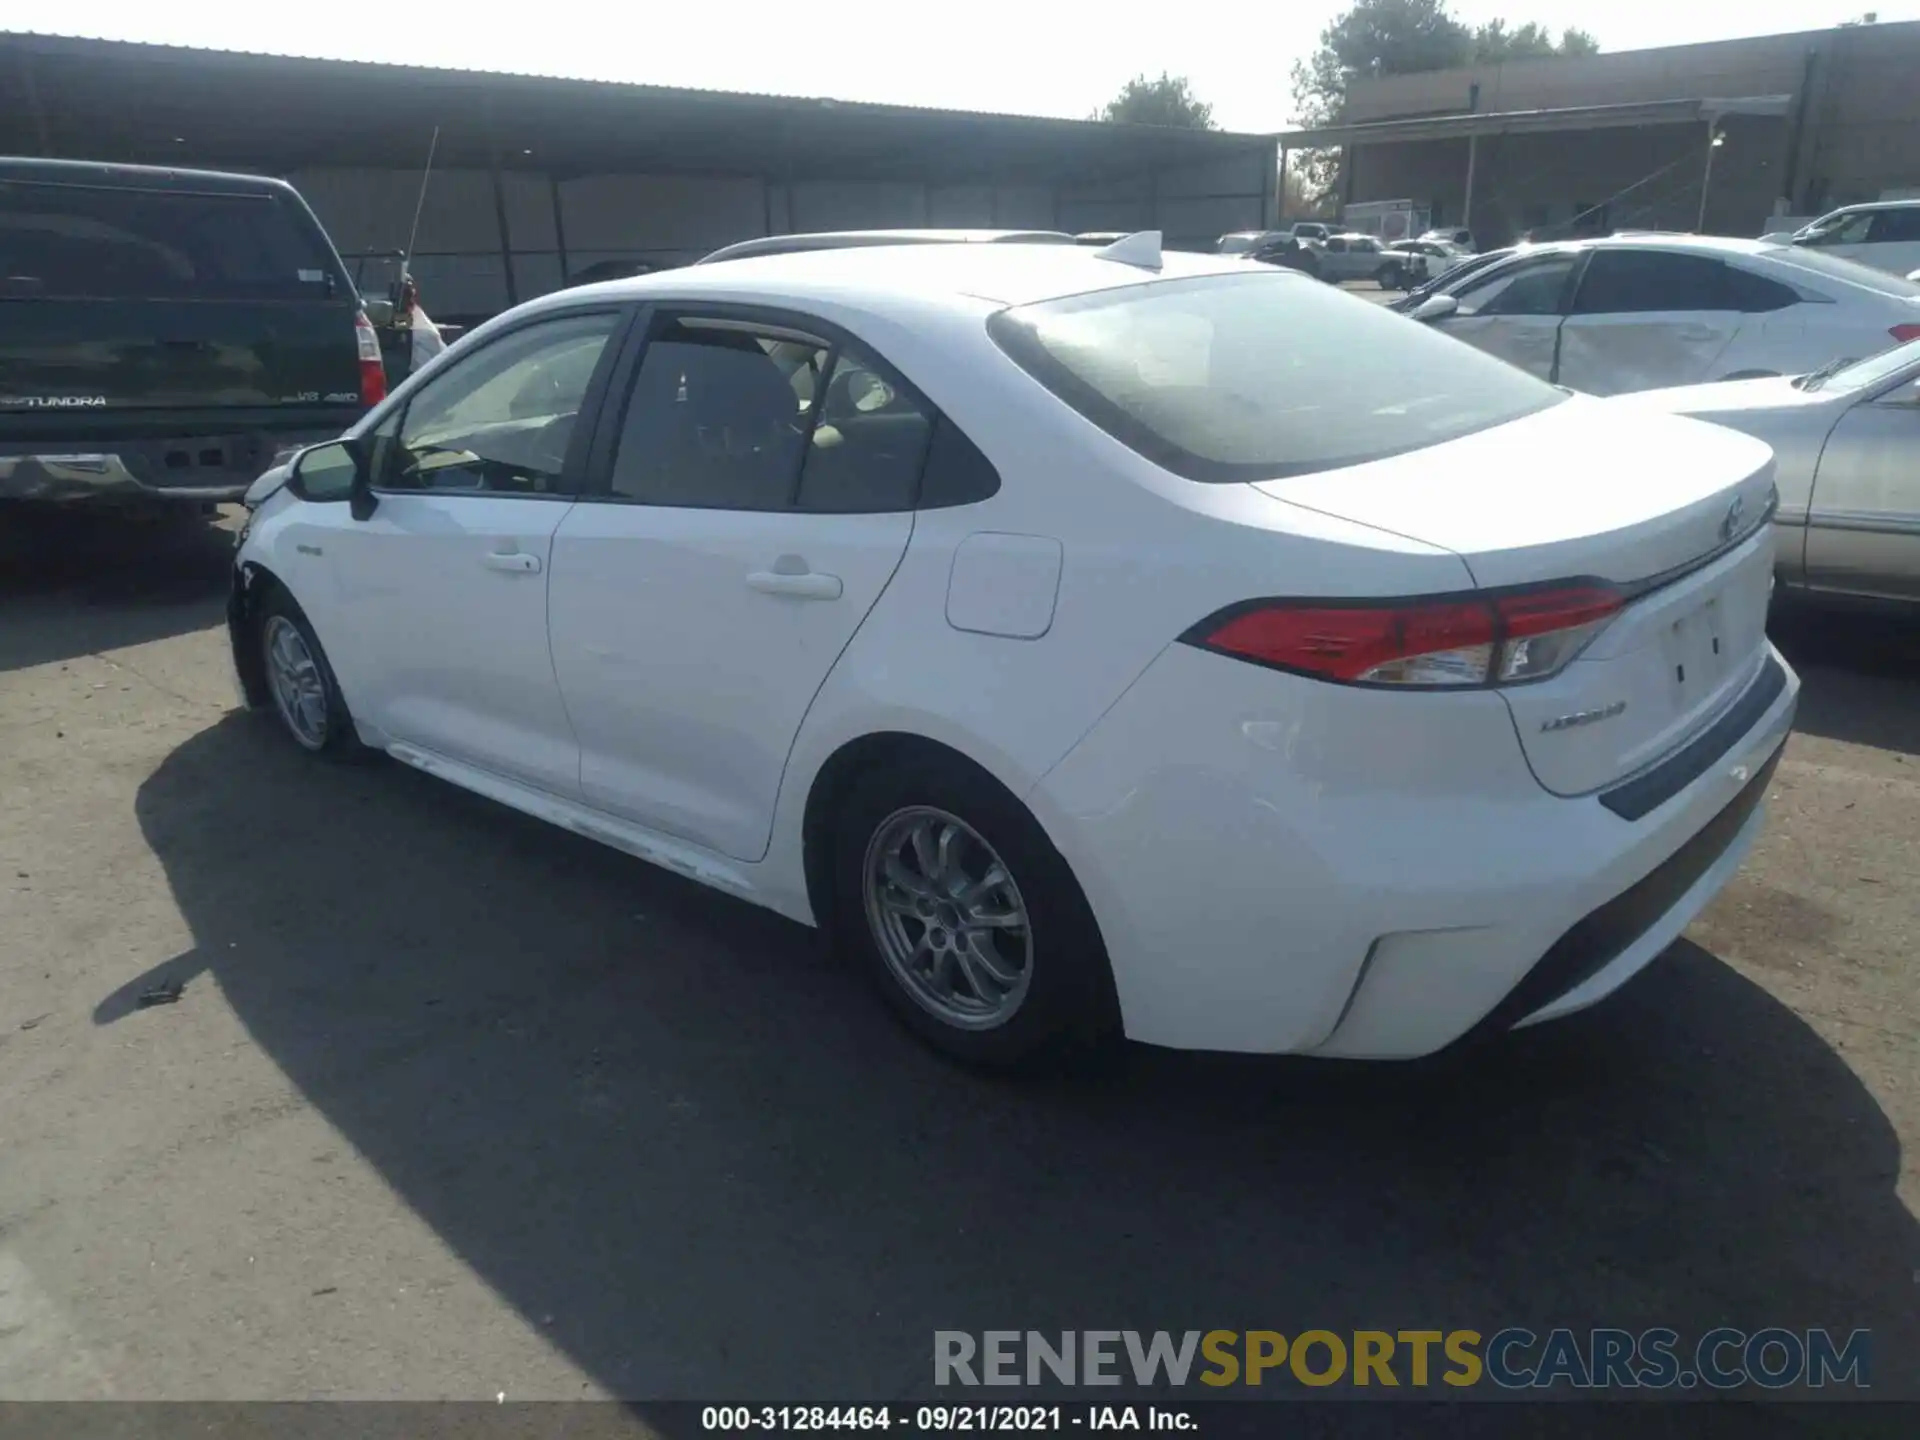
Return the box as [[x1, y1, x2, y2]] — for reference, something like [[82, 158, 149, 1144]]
[[288, 156, 1271, 319]]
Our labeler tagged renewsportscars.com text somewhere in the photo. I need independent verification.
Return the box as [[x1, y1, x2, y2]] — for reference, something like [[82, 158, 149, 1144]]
[[933, 1328, 1871, 1391]]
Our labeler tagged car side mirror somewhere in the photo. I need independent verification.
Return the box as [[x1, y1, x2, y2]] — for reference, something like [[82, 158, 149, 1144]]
[[1409, 293, 1460, 322], [290, 438, 375, 518]]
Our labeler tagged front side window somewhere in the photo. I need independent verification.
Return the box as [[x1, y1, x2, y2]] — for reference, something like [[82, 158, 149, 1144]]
[[1457, 255, 1579, 317], [988, 271, 1566, 484], [376, 311, 619, 494], [1799, 210, 1876, 247]]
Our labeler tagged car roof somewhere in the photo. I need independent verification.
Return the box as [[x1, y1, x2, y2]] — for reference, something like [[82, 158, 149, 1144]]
[[566, 240, 1260, 312], [1822, 199, 1920, 214], [696, 229, 1076, 265], [0, 154, 300, 198]]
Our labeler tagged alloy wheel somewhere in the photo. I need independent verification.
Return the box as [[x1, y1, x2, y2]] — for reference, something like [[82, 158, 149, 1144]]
[[861, 806, 1033, 1031]]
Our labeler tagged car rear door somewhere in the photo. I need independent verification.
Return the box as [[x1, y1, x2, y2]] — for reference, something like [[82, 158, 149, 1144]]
[[1427, 251, 1581, 381], [1555, 249, 1742, 395], [546, 309, 926, 863], [1804, 370, 1920, 602]]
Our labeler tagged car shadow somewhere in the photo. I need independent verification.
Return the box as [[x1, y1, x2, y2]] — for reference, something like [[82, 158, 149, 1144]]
[[1770, 603, 1920, 756], [0, 504, 234, 674], [110, 715, 1917, 1401]]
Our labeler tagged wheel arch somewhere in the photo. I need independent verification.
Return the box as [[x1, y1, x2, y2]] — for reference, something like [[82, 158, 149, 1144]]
[[800, 730, 1054, 945], [228, 558, 293, 710]]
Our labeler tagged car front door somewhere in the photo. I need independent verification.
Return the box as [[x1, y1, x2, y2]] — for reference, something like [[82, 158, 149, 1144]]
[[1804, 370, 1920, 602], [315, 308, 626, 795], [546, 310, 932, 862], [1555, 249, 1745, 395], [1428, 252, 1581, 381]]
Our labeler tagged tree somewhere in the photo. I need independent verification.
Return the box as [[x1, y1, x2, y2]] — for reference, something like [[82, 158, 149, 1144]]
[[1473, 20, 1599, 62], [1288, 0, 1601, 206], [1094, 73, 1216, 130]]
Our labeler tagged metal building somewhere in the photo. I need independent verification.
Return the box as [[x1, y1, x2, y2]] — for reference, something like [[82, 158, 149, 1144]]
[[0, 33, 1280, 323], [1280, 19, 1920, 247]]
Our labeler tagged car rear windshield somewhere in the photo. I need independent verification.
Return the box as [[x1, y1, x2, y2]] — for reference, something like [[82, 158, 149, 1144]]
[[988, 271, 1566, 483], [0, 181, 342, 301], [1766, 245, 1920, 298]]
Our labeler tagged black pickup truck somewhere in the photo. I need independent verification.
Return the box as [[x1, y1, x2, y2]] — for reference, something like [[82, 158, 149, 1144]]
[[0, 157, 381, 508]]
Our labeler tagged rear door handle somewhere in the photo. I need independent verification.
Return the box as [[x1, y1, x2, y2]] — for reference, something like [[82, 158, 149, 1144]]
[[747, 569, 843, 600], [484, 551, 541, 574]]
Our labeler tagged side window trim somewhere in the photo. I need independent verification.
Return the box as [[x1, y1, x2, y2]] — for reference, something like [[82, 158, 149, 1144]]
[[369, 304, 638, 500], [578, 300, 941, 510]]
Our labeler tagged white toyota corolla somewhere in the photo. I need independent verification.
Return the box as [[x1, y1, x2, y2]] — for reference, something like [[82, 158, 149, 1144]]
[[229, 235, 1798, 1067]]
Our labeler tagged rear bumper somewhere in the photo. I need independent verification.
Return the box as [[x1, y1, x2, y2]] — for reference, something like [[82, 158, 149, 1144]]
[[1029, 640, 1798, 1058], [0, 430, 343, 504]]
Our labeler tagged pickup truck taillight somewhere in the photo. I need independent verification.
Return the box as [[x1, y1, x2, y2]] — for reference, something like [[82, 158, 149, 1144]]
[[355, 310, 388, 407]]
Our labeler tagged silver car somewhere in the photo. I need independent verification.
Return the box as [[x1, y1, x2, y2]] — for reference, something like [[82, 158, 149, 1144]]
[[1629, 340, 1920, 611]]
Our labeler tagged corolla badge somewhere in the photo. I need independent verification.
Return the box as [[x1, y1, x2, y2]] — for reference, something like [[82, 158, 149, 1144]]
[[1540, 700, 1628, 733], [1720, 495, 1747, 543]]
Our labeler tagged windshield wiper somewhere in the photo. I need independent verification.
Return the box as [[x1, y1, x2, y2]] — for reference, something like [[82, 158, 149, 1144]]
[[1793, 356, 1855, 392]]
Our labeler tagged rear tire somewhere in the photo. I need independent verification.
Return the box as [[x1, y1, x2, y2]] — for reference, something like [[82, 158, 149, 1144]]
[[1378, 263, 1405, 290], [256, 590, 361, 757], [831, 753, 1117, 1070]]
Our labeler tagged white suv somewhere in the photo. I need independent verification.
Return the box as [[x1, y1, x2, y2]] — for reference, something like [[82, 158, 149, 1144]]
[[1773, 200, 1920, 278]]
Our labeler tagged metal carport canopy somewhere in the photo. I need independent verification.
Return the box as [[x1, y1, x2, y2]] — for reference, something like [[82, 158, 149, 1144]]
[[1277, 95, 1794, 149], [1, 32, 1276, 187]]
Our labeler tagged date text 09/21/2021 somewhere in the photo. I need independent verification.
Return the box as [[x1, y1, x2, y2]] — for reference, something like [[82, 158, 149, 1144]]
[[701, 1406, 1188, 1432]]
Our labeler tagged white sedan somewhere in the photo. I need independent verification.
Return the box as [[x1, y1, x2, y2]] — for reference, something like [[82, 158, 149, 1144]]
[[230, 236, 1797, 1067], [1405, 233, 1920, 396]]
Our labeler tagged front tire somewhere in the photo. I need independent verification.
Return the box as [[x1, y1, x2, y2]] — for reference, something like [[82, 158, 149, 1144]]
[[831, 754, 1116, 1069], [257, 592, 359, 756]]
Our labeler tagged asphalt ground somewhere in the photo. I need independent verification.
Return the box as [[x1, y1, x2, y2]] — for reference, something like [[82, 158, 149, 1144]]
[[0, 504, 1914, 1413]]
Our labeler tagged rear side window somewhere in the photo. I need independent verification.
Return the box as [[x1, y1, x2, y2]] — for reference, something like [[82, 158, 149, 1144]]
[[0, 181, 339, 301], [1572, 251, 1730, 313], [988, 271, 1565, 484], [1721, 265, 1800, 312]]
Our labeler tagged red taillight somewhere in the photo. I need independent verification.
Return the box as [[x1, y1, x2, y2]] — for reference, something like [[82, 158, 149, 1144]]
[[1890, 323, 1920, 344], [1191, 584, 1624, 689], [355, 310, 387, 408]]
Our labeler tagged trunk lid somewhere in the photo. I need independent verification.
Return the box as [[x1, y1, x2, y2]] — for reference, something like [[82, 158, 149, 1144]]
[[1253, 397, 1781, 798]]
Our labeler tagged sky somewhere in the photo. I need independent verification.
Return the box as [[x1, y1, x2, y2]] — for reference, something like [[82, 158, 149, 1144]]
[[15, 1, 1918, 132]]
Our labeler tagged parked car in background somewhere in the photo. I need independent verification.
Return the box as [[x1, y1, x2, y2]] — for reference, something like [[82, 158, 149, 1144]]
[[1419, 227, 1477, 252], [1402, 234, 1920, 396], [1216, 229, 1290, 256], [1246, 233, 1323, 279], [565, 259, 659, 287], [231, 238, 1795, 1068], [1766, 199, 1920, 278], [1317, 232, 1401, 285], [0, 157, 377, 508], [1380, 239, 1472, 289], [1626, 339, 1920, 611], [1379, 242, 1432, 289]]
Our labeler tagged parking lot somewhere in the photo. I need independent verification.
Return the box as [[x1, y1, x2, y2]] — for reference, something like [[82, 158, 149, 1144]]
[[0, 506, 1915, 1402]]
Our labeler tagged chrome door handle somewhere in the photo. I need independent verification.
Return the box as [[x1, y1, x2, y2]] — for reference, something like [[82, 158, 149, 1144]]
[[484, 551, 541, 574], [747, 570, 843, 600]]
